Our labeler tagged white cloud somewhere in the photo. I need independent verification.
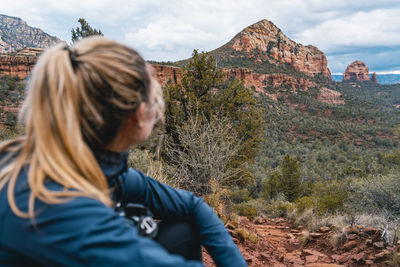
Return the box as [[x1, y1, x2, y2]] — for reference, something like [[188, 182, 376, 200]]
[[295, 8, 400, 51], [125, 22, 216, 54], [0, 0, 399, 72]]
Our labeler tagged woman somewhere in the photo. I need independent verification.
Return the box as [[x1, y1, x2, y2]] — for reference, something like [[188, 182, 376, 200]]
[[0, 37, 246, 266]]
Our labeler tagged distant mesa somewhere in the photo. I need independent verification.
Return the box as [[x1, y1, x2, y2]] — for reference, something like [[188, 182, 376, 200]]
[[343, 60, 378, 83], [212, 19, 331, 78]]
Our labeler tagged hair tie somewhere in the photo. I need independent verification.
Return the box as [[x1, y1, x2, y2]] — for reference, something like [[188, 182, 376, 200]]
[[63, 45, 78, 69]]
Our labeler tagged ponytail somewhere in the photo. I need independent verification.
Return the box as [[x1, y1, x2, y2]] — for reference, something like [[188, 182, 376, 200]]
[[0, 37, 163, 218]]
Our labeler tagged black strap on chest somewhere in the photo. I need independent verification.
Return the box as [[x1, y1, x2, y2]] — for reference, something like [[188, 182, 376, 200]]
[[113, 172, 158, 239]]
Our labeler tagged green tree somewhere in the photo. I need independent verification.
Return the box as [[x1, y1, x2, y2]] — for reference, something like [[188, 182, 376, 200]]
[[262, 155, 304, 202], [71, 18, 103, 43], [261, 170, 281, 200], [281, 154, 302, 202], [163, 50, 263, 190]]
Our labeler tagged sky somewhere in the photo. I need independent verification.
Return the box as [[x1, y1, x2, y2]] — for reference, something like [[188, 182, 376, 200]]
[[1, 0, 400, 74]]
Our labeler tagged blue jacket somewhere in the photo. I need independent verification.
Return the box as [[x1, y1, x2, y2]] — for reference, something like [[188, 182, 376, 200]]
[[0, 149, 246, 266]]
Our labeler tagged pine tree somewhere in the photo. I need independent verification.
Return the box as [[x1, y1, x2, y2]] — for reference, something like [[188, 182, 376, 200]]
[[71, 18, 103, 43], [280, 154, 301, 202], [163, 50, 263, 189]]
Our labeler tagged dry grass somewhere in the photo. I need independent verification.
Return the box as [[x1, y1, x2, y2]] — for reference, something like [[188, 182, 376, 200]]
[[287, 207, 400, 248], [299, 230, 310, 246], [387, 252, 400, 266], [128, 148, 177, 187], [329, 227, 348, 249]]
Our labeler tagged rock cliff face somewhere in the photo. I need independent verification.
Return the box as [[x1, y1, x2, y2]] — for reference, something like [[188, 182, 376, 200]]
[[0, 55, 37, 79], [0, 58, 340, 105], [343, 61, 370, 82], [0, 56, 337, 104], [151, 64, 316, 94], [152, 64, 182, 85], [223, 68, 315, 92], [215, 20, 331, 78], [0, 14, 61, 53], [152, 65, 344, 104]]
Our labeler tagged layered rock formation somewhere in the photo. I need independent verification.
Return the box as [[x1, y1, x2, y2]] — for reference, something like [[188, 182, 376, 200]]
[[224, 68, 315, 92], [152, 64, 182, 85], [343, 61, 371, 82], [0, 14, 61, 53], [16, 47, 44, 56], [214, 20, 331, 78], [151, 64, 317, 94], [0, 55, 37, 79], [0, 56, 336, 105]]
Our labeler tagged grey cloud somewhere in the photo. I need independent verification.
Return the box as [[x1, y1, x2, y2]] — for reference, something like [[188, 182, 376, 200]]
[[1, 0, 399, 72], [327, 47, 400, 73]]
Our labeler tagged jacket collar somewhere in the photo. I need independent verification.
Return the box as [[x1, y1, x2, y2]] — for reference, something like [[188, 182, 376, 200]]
[[91, 148, 129, 179]]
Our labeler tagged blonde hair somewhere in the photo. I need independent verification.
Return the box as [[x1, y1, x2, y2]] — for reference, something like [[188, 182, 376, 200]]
[[0, 37, 164, 218]]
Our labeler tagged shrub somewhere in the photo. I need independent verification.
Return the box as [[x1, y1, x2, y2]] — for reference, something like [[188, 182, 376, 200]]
[[346, 174, 400, 217], [234, 202, 258, 221], [311, 180, 349, 214], [4, 111, 17, 127], [248, 233, 258, 244], [0, 125, 23, 141], [295, 196, 317, 213], [263, 197, 295, 218], [203, 179, 232, 224], [228, 188, 251, 204], [235, 228, 250, 241], [163, 114, 244, 195], [233, 227, 258, 244]]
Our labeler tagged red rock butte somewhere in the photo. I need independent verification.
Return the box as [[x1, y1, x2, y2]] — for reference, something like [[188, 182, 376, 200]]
[[222, 19, 331, 78], [343, 60, 377, 83]]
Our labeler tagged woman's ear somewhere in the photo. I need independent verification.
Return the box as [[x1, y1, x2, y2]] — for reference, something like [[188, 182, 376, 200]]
[[129, 102, 147, 129]]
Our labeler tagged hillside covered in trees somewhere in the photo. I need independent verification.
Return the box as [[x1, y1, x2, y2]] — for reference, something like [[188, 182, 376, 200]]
[[0, 16, 399, 265]]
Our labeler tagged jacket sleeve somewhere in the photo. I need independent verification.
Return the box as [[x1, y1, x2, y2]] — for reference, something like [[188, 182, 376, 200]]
[[120, 169, 247, 267], [4, 194, 204, 267]]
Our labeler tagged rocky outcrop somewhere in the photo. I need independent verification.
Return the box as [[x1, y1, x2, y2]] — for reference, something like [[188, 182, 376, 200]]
[[317, 87, 345, 104], [0, 14, 62, 53], [0, 58, 324, 103], [0, 55, 37, 79], [343, 61, 370, 82], [16, 47, 44, 56], [371, 72, 378, 83], [152, 64, 182, 85], [218, 20, 331, 78], [151, 65, 317, 96], [224, 68, 316, 92]]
